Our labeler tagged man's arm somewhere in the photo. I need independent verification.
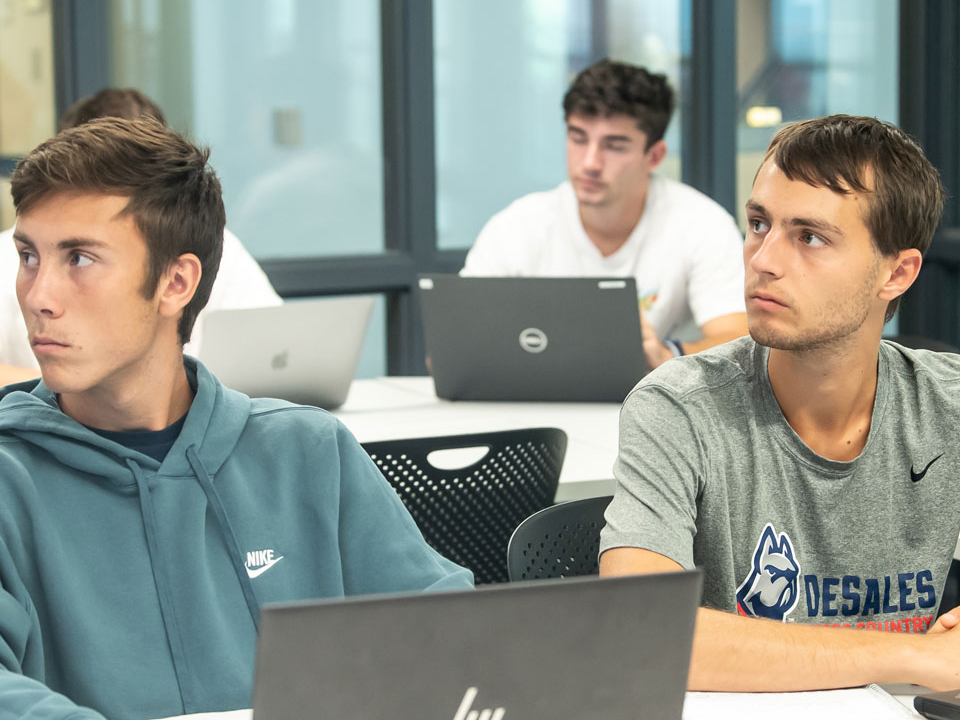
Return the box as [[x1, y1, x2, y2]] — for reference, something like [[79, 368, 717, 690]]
[[641, 312, 748, 369], [600, 547, 960, 692]]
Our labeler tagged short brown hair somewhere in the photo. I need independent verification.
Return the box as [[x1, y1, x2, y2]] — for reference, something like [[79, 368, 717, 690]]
[[563, 59, 675, 148], [58, 88, 166, 132], [11, 117, 225, 344], [763, 114, 944, 320]]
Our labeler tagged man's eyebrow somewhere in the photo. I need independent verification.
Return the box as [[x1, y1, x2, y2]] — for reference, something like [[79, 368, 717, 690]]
[[788, 217, 844, 237], [57, 238, 110, 251], [565, 125, 633, 144], [11, 234, 109, 251], [744, 202, 844, 236], [11, 231, 33, 247]]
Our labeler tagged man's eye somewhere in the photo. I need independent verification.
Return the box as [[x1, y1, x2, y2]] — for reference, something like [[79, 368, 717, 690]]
[[749, 218, 769, 234], [19, 251, 38, 267], [801, 233, 826, 248], [71, 253, 94, 267]]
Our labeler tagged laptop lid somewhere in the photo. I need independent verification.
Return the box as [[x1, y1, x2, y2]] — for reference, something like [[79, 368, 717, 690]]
[[418, 275, 646, 402], [252, 571, 702, 720], [197, 296, 373, 409]]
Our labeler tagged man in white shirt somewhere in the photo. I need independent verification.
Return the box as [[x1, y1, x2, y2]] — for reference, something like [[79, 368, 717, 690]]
[[462, 60, 748, 369], [0, 88, 281, 382]]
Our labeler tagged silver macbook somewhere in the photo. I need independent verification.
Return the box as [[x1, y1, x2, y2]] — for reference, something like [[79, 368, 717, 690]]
[[197, 296, 373, 409], [419, 275, 647, 402], [252, 571, 702, 720]]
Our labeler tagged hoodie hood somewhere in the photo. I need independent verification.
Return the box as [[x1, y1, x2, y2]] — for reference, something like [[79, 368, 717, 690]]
[[0, 357, 251, 488]]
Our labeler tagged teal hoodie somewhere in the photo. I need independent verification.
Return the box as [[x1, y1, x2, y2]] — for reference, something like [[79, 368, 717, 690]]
[[0, 358, 472, 719]]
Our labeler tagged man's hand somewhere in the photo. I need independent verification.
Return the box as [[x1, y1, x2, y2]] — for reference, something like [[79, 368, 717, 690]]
[[929, 607, 960, 634], [640, 310, 673, 370]]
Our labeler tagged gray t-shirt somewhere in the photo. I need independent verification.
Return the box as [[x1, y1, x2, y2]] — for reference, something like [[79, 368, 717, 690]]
[[601, 337, 960, 632]]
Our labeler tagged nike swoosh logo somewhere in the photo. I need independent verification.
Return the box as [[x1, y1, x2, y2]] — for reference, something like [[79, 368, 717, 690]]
[[245, 555, 284, 578], [911, 453, 944, 483]]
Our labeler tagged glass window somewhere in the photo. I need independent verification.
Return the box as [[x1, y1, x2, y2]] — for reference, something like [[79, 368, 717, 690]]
[[736, 0, 898, 228], [434, 0, 687, 250], [106, 0, 384, 260], [0, 0, 55, 228]]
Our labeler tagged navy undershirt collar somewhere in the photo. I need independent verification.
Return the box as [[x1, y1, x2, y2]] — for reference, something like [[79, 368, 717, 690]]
[[88, 415, 187, 463]]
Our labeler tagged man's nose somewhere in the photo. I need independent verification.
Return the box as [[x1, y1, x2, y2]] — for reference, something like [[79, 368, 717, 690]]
[[19, 263, 65, 319], [582, 141, 603, 173], [747, 227, 786, 279]]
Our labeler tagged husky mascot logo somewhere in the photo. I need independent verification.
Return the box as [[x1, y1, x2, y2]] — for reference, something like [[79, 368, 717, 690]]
[[735, 523, 801, 621]]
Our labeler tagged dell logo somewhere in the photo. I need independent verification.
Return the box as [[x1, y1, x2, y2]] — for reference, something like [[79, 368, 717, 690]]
[[452, 687, 505, 720], [271, 350, 288, 370], [518, 327, 548, 354]]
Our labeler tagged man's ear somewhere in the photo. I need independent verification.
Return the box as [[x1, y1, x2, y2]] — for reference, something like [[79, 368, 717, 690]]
[[877, 248, 922, 303], [157, 253, 202, 319], [646, 139, 667, 171]]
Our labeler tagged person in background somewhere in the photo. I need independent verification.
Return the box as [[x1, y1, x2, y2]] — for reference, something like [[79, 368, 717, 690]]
[[462, 59, 748, 369], [0, 117, 472, 719], [0, 88, 281, 381], [600, 114, 960, 691]]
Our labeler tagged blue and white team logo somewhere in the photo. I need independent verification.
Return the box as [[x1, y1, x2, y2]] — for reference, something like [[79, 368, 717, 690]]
[[735, 523, 801, 621]]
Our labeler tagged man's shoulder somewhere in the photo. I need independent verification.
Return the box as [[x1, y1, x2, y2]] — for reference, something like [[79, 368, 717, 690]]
[[244, 396, 352, 443], [881, 340, 960, 393], [628, 336, 760, 405], [649, 175, 738, 223]]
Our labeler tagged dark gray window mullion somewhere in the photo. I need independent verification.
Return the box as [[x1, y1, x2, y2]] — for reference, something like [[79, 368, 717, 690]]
[[897, 0, 960, 344], [381, 0, 436, 376], [681, 0, 737, 217]]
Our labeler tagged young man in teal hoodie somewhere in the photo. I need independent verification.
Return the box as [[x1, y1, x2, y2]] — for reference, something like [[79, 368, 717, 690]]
[[0, 117, 473, 720]]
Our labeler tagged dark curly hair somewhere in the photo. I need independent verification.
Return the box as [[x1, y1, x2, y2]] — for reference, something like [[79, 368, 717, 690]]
[[563, 59, 675, 149]]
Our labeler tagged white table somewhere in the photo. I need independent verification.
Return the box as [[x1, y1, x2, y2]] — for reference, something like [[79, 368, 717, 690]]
[[158, 685, 926, 720], [333, 376, 620, 501]]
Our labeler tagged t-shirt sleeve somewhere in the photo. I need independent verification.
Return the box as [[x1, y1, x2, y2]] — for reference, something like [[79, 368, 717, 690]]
[[685, 210, 746, 328], [600, 384, 703, 569]]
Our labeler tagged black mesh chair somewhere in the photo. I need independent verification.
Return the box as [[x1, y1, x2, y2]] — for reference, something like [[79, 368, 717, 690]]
[[363, 428, 567, 584], [507, 495, 613, 581]]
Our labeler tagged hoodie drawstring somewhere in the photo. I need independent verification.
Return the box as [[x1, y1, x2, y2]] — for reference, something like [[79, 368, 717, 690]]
[[185, 445, 261, 632], [127, 458, 193, 710]]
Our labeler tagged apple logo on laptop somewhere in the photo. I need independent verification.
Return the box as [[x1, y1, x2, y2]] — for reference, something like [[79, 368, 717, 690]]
[[519, 328, 548, 354], [271, 350, 289, 370]]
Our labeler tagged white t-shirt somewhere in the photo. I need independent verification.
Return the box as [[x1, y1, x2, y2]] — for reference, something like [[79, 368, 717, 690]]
[[0, 225, 282, 368], [461, 176, 746, 339]]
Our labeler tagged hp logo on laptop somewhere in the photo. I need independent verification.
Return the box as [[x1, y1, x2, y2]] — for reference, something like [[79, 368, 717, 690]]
[[453, 687, 505, 720], [519, 327, 548, 354]]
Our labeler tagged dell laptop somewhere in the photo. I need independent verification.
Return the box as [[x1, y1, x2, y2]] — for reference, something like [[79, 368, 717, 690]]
[[197, 296, 373, 409], [418, 275, 646, 402], [252, 571, 702, 720]]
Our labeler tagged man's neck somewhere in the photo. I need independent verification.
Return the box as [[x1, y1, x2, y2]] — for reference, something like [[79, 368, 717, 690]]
[[578, 189, 648, 258], [766, 334, 883, 462], [58, 349, 194, 432]]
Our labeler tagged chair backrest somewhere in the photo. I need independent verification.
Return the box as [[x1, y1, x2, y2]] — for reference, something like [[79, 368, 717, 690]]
[[507, 495, 613, 581], [363, 427, 567, 584]]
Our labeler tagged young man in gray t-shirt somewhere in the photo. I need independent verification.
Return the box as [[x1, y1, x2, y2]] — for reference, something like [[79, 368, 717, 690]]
[[600, 114, 960, 691]]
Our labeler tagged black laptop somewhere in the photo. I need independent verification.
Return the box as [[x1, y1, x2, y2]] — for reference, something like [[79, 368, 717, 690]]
[[418, 275, 647, 402], [252, 571, 702, 720]]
